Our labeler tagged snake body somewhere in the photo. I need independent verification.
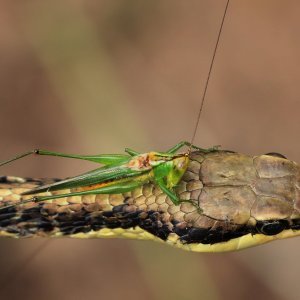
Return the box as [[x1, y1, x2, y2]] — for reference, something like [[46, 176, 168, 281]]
[[0, 150, 300, 252]]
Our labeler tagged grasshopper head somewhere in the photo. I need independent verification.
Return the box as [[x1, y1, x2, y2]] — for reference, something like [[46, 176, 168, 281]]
[[167, 153, 190, 187]]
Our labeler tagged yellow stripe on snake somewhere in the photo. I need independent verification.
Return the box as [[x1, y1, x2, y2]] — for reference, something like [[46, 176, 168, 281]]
[[0, 150, 300, 252]]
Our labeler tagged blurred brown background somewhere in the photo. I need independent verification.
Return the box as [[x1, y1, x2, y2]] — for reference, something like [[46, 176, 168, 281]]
[[0, 0, 299, 299]]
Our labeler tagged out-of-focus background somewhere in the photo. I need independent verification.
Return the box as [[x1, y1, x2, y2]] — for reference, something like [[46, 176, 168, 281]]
[[0, 1, 299, 299]]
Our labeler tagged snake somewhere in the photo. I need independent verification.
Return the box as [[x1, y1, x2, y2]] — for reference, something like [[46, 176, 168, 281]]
[[0, 150, 299, 253]]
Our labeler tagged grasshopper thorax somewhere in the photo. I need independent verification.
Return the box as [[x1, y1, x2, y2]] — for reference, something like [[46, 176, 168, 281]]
[[126, 151, 189, 187]]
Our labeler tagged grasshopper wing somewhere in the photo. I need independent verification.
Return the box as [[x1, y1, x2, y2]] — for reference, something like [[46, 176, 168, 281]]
[[22, 163, 148, 195]]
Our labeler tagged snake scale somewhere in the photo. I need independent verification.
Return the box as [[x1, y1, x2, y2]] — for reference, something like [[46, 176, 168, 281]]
[[0, 150, 299, 252]]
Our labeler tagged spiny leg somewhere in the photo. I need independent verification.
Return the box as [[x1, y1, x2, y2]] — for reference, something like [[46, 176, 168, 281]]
[[166, 141, 220, 154], [0, 149, 130, 167]]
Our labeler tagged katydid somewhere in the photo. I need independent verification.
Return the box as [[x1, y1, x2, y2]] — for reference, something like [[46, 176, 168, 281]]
[[0, 142, 218, 208]]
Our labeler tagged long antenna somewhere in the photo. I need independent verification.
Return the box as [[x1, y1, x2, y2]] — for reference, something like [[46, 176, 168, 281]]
[[189, 0, 230, 149]]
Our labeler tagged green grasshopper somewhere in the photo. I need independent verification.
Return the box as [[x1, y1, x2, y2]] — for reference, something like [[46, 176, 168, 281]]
[[0, 141, 218, 207]]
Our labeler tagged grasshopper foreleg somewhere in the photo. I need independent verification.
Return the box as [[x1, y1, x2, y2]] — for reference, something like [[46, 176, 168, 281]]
[[156, 179, 202, 212], [166, 141, 220, 154]]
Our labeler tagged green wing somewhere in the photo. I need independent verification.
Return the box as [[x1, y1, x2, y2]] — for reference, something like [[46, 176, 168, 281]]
[[22, 163, 148, 195]]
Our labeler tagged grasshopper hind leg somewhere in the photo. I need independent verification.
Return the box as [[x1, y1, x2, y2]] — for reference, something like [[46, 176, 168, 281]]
[[0, 149, 130, 167], [0, 180, 143, 211]]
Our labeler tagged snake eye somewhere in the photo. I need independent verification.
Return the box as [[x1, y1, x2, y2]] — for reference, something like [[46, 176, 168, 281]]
[[264, 152, 287, 159], [256, 220, 287, 236]]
